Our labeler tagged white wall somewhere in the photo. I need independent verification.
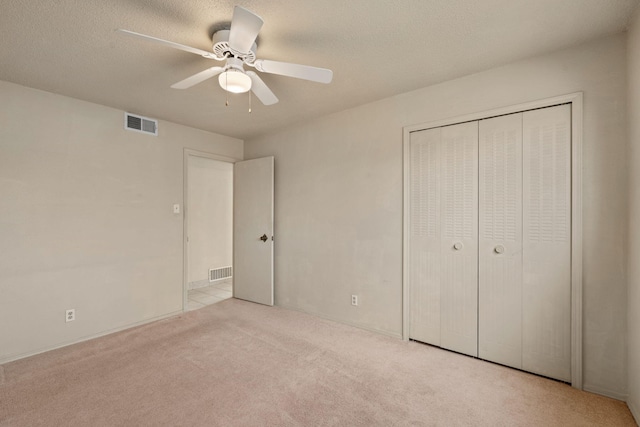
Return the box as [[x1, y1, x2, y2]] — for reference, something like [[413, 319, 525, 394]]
[[245, 34, 629, 398], [627, 7, 640, 422], [187, 156, 233, 285], [0, 80, 242, 363]]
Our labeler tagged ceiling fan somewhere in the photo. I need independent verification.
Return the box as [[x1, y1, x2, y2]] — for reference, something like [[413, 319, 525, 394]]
[[118, 6, 333, 107]]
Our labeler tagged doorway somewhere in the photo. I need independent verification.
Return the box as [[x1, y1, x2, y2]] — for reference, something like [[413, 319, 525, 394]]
[[184, 150, 235, 311]]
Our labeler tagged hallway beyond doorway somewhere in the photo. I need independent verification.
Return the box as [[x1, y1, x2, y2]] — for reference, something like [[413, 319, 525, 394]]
[[187, 279, 232, 311]]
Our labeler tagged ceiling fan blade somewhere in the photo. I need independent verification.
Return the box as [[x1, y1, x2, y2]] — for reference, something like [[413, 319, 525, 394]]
[[228, 6, 264, 53], [117, 29, 218, 59], [247, 71, 278, 105], [171, 67, 224, 89], [253, 59, 333, 84]]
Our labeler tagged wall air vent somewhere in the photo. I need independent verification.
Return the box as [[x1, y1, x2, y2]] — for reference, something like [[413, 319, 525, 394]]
[[209, 266, 233, 282], [124, 113, 158, 136]]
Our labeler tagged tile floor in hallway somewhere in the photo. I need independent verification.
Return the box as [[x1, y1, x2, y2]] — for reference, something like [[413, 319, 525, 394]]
[[187, 279, 232, 311]]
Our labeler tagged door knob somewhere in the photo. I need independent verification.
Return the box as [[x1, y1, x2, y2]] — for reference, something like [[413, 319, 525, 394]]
[[260, 234, 268, 242], [453, 242, 463, 251], [494, 245, 505, 254]]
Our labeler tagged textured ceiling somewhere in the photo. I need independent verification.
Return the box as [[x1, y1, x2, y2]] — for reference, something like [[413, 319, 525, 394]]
[[0, 0, 638, 140]]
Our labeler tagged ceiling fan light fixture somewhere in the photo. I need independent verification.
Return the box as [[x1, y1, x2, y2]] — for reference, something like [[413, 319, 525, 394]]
[[219, 69, 252, 93]]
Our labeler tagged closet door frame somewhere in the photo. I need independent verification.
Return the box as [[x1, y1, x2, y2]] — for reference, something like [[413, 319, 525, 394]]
[[402, 92, 583, 390]]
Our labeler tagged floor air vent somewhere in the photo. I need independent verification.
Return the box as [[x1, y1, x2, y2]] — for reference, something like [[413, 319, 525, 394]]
[[209, 266, 233, 282], [124, 113, 158, 136]]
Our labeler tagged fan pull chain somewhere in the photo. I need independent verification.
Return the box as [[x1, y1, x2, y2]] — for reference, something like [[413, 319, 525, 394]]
[[225, 72, 229, 107], [249, 90, 252, 113]]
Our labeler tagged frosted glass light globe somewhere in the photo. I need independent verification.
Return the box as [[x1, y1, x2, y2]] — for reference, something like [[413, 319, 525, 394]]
[[219, 70, 252, 93]]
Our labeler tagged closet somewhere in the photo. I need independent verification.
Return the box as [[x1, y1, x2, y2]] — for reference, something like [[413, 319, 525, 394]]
[[408, 104, 571, 382]]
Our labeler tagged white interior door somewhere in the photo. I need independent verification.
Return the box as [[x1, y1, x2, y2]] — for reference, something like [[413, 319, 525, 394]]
[[233, 156, 274, 306], [478, 113, 524, 368]]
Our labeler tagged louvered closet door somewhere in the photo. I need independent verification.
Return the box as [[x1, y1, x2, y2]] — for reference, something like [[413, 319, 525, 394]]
[[409, 104, 571, 379], [408, 122, 479, 357], [478, 113, 523, 369], [439, 122, 478, 356], [409, 127, 442, 346], [522, 104, 571, 381]]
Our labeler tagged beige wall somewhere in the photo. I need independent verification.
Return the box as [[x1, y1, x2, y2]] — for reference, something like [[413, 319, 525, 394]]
[[627, 7, 640, 422], [187, 156, 233, 284], [245, 34, 629, 398], [0, 80, 242, 363]]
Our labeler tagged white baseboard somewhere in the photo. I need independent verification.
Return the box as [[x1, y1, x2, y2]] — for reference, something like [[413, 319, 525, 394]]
[[0, 310, 183, 365], [628, 399, 639, 425], [277, 303, 403, 340], [189, 278, 231, 290], [583, 383, 628, 401]]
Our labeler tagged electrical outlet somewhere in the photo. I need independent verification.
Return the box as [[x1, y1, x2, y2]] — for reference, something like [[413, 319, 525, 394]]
[[351, 295, 358, 306], [66, 309, 75, 323]]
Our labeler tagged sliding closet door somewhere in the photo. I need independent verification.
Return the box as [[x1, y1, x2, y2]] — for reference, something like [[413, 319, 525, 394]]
[[478, 113, 523, 369], [439, 122, 479, 356], [522, 104, 571, 381], [409, 122, 478, 357]]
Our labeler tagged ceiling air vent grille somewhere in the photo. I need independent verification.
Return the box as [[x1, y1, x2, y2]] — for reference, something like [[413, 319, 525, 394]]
[[124, 113, 158, 136]]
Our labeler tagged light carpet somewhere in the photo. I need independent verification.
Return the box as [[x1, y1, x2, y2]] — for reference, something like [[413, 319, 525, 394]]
[[0, 298, 636, 426]]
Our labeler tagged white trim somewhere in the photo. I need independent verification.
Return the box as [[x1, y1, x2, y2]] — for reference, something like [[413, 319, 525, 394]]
[[183, 148, 238, 164], [183, 149, 238, 312], [402, 126, 412, 343], [278, 303, 404, 340], [403, 92, 583, 133], [570, 93, 584, 390], [402, 92, 584, 389], [0, 310, 182, 365], [582, 384, 628, 402], [628, 399, 640, 425]]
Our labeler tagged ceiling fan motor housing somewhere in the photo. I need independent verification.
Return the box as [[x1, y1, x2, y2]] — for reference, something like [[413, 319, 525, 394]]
[[212, 30, 257, 63]]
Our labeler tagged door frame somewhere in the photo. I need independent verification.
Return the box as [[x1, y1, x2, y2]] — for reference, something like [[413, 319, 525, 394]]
[[182, 149, 238, 312], [402, 92, 584, 389]]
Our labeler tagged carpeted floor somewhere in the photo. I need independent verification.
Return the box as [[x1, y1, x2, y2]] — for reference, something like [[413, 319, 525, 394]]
[[0, 298, 636, 426]]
